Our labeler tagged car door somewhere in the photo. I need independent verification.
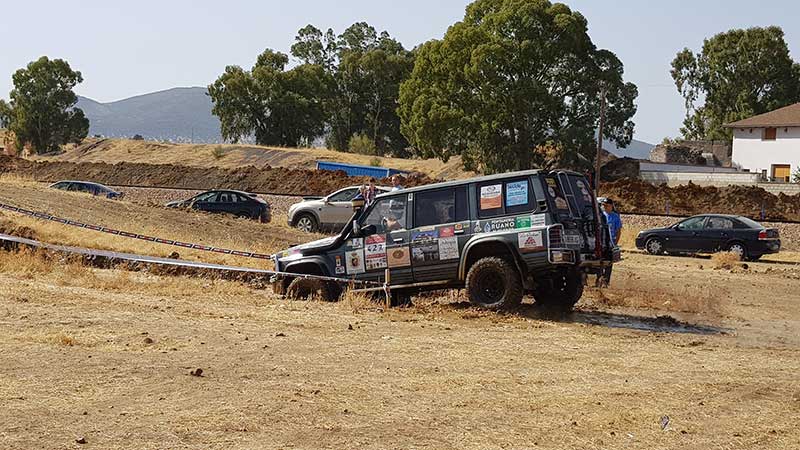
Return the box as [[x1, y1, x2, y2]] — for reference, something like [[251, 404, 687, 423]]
[[699, 216, 735, 252], [349, 194, 412, 285], [214, 191, 239, 216], [191, 192, 219, 212], [319, 188, 358, 227], [410, 186, 471, 283], [670, 216, 708, 252]]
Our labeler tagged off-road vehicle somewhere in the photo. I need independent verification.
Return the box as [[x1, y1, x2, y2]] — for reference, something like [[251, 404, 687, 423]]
[[273, 169, 618, 310]]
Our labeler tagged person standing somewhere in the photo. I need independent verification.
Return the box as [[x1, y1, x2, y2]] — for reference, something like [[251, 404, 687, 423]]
[[365, 179, 378, 205], [598, 197, 622, 287], [391, 175, 404, 191]]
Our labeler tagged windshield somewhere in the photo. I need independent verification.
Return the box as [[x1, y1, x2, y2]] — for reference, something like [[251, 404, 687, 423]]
[[360, 196, 408, 234]]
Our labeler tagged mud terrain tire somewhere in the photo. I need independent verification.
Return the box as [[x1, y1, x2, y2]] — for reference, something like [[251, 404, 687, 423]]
[[466, 257, 523, 310], [533, 269, 584, 311]]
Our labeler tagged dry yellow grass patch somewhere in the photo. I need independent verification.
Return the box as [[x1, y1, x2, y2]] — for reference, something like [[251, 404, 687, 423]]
[[711, 251, 743, 270]]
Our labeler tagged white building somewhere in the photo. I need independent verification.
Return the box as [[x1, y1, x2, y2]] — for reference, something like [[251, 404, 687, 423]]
[[727, 102, 800, 182]]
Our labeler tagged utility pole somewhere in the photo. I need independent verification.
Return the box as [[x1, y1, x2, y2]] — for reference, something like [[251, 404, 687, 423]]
[[595, 86, 607, 193]]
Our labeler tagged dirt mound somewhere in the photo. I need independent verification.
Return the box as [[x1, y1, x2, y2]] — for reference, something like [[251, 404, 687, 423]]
[[601, 158, 640, 182], [603, 178, 800, 221], [0, 155, 436, 196], [0, 216, 39, 240]]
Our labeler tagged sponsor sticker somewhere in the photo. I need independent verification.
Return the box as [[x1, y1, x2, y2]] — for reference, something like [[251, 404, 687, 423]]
[[505, 181, 528, 207], [438, 236, 460, 260], [365, 235, 387, 270], [474, 223, 483, 234], [555, 197, 569, 210], [439, 226, 455, 238], [349, 238, 364, 249], [335, 254, 345, 274], [548, 187, 557, 198], [411, 229, 438, 242], [487, 218, 516, 232], [531, 213, 546, 227], [412, 244, 439, 262], [515, 216, 532, 229], [518, 230, 544, 252], [345, 249, 365, 274], [564, 233, 581, 246], [454, 223, 464, 232], [480, 184, 502, 210], [387, 246, 411, 267]]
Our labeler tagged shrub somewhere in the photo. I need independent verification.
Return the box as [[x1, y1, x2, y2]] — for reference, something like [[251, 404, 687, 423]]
[[349, 133, 377, 155], [369, 156, 382, 167], [211, 146, 226, 160], [132, 134, 144, 141]]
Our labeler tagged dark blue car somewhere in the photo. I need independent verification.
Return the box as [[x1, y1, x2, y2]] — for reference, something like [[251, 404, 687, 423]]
[[635, 214, 780, 261], [49, 180, 123, 199]]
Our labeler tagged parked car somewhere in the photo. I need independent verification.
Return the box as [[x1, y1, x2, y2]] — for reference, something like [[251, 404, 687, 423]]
[[635, 214, 780, 261], [49, 180, 123, 199], [166, 190, 271, 223], [287, 185, 391, 232], [273, 170, 617, 310]]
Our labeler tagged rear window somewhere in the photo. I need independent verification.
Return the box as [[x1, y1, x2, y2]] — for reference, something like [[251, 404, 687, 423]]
[[477, 178, 535, 219], [543, 177, 570, 213], [735, 217, 763, 229]]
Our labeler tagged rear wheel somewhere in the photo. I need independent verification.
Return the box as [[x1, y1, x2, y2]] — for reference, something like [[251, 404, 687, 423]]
[[532, 268, 584, 311], [236, 211, 251, 219], [465, 257, 523, 310], [295, 214, 318, 233], [727, 242, 747, 260], [645, 237, 665, 255]]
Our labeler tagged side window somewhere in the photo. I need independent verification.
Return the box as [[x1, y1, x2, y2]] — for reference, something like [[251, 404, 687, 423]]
[[362, 196, 407, 233], [237, 194, 252, 203], [678, 217, 706, 230], [414, 187, 468, 227], [66, 183, 80, 192], [329, 188, 358, 202], [194, 192, 218, 203], [477, 178, 535, 218], [706, 217, 733, 229]]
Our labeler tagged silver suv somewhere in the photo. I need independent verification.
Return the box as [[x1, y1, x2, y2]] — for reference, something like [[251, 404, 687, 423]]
[[288, 185, 391, 232]]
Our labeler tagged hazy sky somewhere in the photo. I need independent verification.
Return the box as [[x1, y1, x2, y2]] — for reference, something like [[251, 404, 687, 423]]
[[2, 0, 799, 143]]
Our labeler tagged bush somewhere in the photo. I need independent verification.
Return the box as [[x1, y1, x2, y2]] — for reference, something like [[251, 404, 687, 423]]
[[132, 134, 144, 141], [349, 133, 377, 155], [211, 146, 226, 160], [368, 157, 382, 167]]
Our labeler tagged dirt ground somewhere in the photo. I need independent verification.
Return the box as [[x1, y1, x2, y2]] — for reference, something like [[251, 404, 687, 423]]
[[2, 246, 800, 449], [2, 177, 800, 449]]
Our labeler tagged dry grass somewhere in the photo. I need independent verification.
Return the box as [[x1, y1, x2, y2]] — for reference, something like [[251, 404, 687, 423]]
[[32, 138, 476, 180], [711, 251, 743, 270]]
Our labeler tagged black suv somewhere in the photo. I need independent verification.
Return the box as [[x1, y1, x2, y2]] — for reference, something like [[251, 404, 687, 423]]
[[273, 170, 616, 310]]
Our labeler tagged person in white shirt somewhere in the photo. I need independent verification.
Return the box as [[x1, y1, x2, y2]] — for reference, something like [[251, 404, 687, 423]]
[[391, 175, 404, 191]]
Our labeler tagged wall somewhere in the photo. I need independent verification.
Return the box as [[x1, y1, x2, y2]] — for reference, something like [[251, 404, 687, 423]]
[[640, 171, 761, 186], [757, 183, 800, 195], [640, 162, 738, 173], [732, 126, 800, 176]]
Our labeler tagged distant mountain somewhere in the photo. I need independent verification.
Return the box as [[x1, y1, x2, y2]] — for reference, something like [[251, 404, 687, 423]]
[[603, 138, 655, 160], [77, 87, 222, 143]]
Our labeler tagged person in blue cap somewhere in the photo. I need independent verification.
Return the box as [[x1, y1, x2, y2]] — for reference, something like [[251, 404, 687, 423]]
[[597, 197, 622, 287]]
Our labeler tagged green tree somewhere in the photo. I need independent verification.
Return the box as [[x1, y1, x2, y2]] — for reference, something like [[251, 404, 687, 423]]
[[398, 0, 637, 173], [672, 26, 800, 140], [208, 50, 328, 147], [290, 23, 414, 156], [2, 57, 89, 154]]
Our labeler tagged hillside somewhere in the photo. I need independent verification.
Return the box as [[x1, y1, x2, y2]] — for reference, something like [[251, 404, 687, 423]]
[[33, 138, 476, 180], [76, 87, 222, 143], [603, 138, 654, 159]]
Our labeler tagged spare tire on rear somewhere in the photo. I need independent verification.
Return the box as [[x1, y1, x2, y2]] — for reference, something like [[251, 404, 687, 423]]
[[465, 257, 523, 310]]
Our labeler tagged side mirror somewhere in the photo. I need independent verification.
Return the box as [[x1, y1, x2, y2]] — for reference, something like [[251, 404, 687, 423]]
[[361, 224, 377, 236]]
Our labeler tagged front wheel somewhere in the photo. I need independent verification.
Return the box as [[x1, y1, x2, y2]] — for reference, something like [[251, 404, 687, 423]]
[[532, 268, 584, 311], [295, 214, 318, 233], [286, 278, 342, 302], [645, 237, 665, 255], [465, 257, 523, 310]]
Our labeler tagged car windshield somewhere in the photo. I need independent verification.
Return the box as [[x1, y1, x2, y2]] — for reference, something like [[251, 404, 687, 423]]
[[736, 216, 763, 229]]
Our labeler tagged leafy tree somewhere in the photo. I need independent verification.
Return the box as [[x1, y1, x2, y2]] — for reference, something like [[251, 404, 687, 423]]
[[398, 0, 637, 173], [672, 26, 800, 140], [2, 57, 89, 154], [291, 23, 414, 156], [208, 50, 328, 147]]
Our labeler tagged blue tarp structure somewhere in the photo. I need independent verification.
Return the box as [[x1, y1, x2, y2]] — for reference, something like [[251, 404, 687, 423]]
[[316, 161, 408, 178]]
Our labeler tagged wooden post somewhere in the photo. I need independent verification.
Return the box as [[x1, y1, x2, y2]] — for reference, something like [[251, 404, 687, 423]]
[[384, 268, 391, 309]]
